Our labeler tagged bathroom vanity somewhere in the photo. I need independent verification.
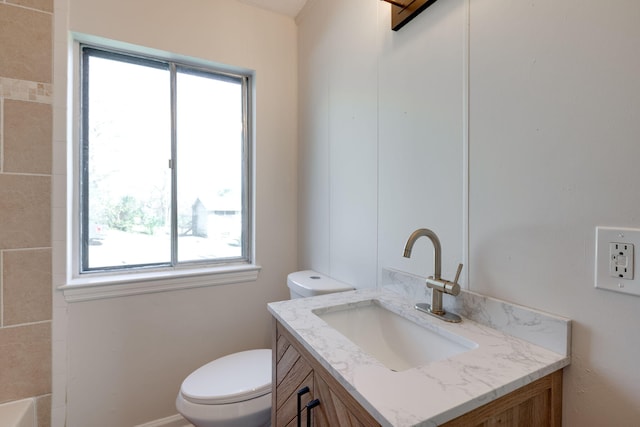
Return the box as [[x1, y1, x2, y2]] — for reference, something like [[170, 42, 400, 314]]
[[273, 317, 562, 427], [273, 320, 380, 426], [268, 270, 571, 427]]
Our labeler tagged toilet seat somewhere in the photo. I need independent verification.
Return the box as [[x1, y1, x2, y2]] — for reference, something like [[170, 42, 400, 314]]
[[180, 349, 271, 405]]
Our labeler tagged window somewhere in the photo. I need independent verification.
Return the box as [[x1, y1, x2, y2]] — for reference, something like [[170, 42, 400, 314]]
[[79, 46, 252, 275]]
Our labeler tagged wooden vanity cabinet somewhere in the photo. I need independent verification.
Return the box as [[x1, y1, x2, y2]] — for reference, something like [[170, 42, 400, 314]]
[[272, 317, 562, 427], [441, 370, 563, 427], [273, 318, 381, 427]]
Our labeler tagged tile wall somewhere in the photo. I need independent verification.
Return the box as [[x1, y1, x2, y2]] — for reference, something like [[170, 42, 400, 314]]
[[0, 0, 53, 425]]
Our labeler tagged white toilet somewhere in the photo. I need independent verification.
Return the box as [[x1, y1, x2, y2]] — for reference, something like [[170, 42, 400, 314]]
[[175, 270, 353, 427]]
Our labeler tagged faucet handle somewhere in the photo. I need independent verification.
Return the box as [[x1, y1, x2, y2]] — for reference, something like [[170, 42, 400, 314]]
[[442, 263, 463, 296], [426, 263, 463, 296], [453, 263, 463, 284]]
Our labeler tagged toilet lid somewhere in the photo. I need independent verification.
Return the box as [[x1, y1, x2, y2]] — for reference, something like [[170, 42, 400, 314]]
[[181, 349, 272, 405]]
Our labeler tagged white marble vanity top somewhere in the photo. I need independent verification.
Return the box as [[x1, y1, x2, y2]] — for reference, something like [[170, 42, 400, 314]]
[[268, 275, 571, 427]]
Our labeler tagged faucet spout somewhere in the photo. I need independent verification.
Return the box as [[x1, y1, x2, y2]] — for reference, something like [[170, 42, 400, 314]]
[[403, 228, 462, 323], [403, 228, 441, 279]]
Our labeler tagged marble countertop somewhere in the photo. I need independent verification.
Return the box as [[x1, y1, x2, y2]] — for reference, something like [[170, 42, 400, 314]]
[[268, 279, 571, 427]]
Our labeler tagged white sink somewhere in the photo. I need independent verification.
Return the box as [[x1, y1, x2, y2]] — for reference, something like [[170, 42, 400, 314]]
[[314, 300, 477, 372]]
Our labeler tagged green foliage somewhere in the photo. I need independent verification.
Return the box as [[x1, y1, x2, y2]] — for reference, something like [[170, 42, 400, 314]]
[[102, 195, 165, 235], [105, 195, 141, 232]]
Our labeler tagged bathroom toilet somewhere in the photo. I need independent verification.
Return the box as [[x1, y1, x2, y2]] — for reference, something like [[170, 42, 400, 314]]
[[175, 270, 353, 427]]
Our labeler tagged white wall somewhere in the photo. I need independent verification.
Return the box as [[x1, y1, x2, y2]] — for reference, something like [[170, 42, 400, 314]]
[[297, 0, 464, 288], [55, 1, 297, 425], [297, 0, 640, 425], [469, 1, 640, 425]]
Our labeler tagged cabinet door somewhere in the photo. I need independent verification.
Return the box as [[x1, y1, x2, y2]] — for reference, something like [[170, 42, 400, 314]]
[[273, 318, 380, 427], [312, 372, 373, 427], [274, 326, 315, 427]]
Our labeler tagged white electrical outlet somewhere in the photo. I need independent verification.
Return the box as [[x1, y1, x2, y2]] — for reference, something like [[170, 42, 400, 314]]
[[609, 242, 634, 279], [596, 227, 640, 296]]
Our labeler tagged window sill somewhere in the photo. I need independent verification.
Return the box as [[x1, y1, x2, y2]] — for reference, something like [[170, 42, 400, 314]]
[[59, 264, 261, 302]]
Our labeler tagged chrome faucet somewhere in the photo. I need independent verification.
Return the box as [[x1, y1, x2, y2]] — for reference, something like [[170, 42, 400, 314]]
[[403, 228, 463, 323]]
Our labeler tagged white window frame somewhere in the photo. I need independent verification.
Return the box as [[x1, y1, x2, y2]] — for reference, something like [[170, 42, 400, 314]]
[[60, 37, 260, 302]]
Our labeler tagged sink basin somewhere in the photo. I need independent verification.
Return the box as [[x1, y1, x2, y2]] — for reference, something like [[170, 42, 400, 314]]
[[314, 300, 477, 372]]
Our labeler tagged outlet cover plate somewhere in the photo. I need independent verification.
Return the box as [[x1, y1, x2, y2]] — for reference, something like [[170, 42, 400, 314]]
[[596, 226, 640, 297]]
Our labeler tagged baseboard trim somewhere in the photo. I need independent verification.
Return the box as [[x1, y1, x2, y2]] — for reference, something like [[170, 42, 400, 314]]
[[134, 413, 192, 427]]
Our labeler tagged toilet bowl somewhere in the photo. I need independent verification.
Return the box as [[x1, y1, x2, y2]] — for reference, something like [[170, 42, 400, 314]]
[[176, 270, 352, 427], [175, 349, 272, 427]]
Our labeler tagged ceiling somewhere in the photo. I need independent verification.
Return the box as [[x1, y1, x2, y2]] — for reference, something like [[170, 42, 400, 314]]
[[237, 0, 308, 17]]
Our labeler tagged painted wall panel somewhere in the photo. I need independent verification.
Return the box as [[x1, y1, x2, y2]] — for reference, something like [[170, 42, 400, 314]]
[[326, 0, 378, 288], [378, 0, 465, 282], [297, 0, 333, 274], [298, 0, 379, 287], [298, 0, 463, 287], [469, 1, 640, 425]]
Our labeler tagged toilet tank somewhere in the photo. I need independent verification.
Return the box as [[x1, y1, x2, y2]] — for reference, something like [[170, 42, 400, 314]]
[[287, 270, 353, 299]]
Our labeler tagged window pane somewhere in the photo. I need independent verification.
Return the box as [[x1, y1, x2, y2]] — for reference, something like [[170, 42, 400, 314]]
[[176, 70, 244, 262], [84, 53, 172, 269]]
